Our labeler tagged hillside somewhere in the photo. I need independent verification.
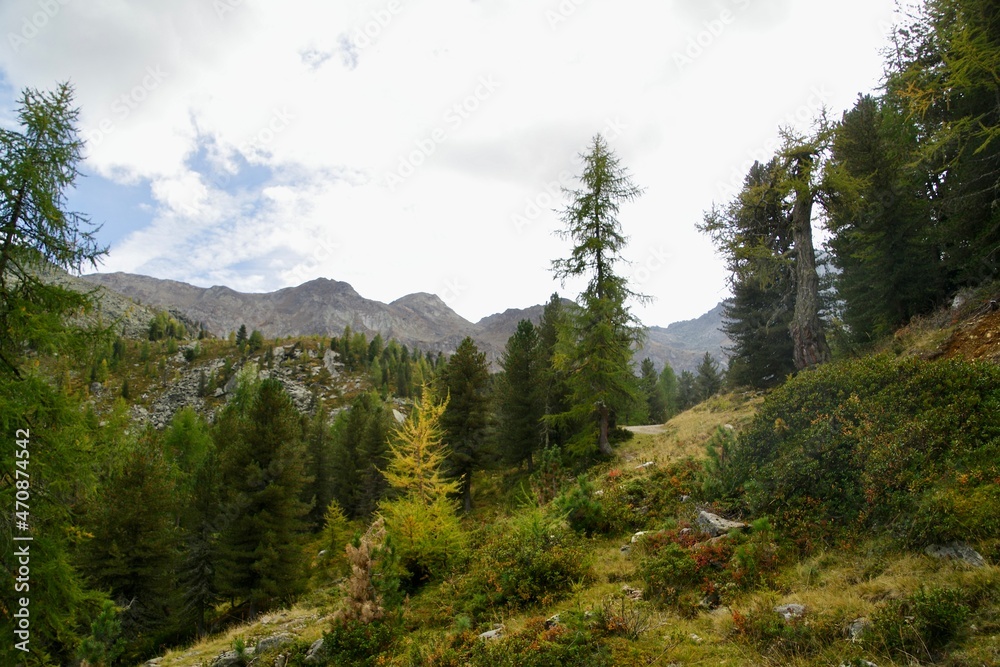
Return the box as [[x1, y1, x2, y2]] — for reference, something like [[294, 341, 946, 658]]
[[120, 288, 1000, 667], [78, 272, 729, 372]]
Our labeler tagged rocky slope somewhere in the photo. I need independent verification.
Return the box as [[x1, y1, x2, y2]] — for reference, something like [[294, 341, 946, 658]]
[[79, 272, 729, 372]]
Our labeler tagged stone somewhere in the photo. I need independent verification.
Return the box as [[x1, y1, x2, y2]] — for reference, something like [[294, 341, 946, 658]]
[[622, 585, 643, 601], [303, 638, 324, 664], [848, 617, 871, 642], [211, 647, 254, 667], [630, 531, 649, 544], [925, 542, 986, 567], [143, 659, 163, 667], [545, 614, 561, 629], [696, 510, 748, 537], [619, 544, 632, 553], [478, 626, 504, 641], [773, 603, 806, 620], [635, 461, 655, 470], [839, 661, 878, 667], [256, 633, 295, 654]]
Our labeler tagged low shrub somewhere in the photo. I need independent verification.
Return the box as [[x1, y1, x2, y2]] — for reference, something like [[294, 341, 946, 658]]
[[320, 619, 397, 666], [865, 586, 971, 659], [555, 476, 609, 536], [466, 617, 612, 667], [458, 508, 592, 619]]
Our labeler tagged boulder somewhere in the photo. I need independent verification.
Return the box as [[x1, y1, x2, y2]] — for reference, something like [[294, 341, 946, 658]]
[[478, 626, 504, 641], [303, 638, 324, 664], [773, 603, 806, 620], [622, 585, 643, 601], [925, 542, 986, 567], [256, 633, 295, 654], [848, 617, 871, 642], [211, 647, 254, 667], [696, 510, 747, 537]]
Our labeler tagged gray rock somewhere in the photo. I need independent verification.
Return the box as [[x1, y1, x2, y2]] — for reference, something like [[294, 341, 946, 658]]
[[839, 661, 878, 667], [303, 638, 324, 664], [848, 617, 871, 642], [621, 585, 643, 601], [925, 542, 986, 567], [255, 633, 295, 654], [211, 647, 254, 667], [545, 614, 561, 629], [635, 461, 655, 470], [630, 531, 649, 543], [774, 603, 806, 620], [696, 510, 748, 537], [478, 626, 504, 641]]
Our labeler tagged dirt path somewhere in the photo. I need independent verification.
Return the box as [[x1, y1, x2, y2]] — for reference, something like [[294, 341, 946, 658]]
[[624, 424, 669, 435]]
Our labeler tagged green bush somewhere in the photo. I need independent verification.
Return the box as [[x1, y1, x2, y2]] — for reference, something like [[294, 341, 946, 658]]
[[467, 617, 612, 667], [716, 355, 1000, 544], [638, 542, 698, 604], [865, 586, 970, 659], [555, 476, 608, 536], [320, 619, 397, 666], [459, 508, 591, 618]]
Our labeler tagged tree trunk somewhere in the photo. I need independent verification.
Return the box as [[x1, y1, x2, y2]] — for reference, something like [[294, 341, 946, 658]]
[[461, 472, 473, 513], [789, 158, 831, 370], [597, 402, 613, 456]]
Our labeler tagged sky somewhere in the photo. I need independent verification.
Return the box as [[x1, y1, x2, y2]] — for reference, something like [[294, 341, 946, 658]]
[[0, 0, 902, 327]]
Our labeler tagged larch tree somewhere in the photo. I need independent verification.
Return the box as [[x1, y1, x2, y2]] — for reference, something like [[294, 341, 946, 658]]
[[551, 134, 647, 456]]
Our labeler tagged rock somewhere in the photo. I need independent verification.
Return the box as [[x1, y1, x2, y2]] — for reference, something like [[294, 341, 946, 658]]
[[622, 585, 643, 601], [773, 603, 806, 620], [619, 544, 632, 553], [696, 510, 748, 537], [211, 647, 254, 667], [143, 658, 163, 667], [630, 531, 649, 544], [303, 638, 324, 663], [679, 494, 690, 502], [392, 409, 406, 424], [848, 617, 871, 642], [545, 614, 561, 629], [925, 541, 986, 567], [89, 381, 103, 395], [478, 626, 504, 641], [839, 661, 878, 667], [256, 633, 295, 654], [689, 633, 703, 644], [635, 461, 655, 470]]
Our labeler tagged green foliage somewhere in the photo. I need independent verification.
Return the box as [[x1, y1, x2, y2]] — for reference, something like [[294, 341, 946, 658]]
[[467, 618, 612, 667], [730, 596, 842, 657], [496, 320, 545, 471], [76, 600, 126, 667], [694, 352, 724, 402], [717, 355, 1000, 545], [459, 508, 591, 618], [554, 475, 608, 536], [865, 586, 972, 659], [638, 358, 666, 424], [329, 391, 395, 518], [247, 329, 264, 353], [320, 619, 397, 667]]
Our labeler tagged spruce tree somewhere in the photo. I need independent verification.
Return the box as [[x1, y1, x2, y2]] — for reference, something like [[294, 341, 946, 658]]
[[215, 377, 313, 613], [438, 337, 491, 512], [496, 320, 545, 471], [551, 134, 646, 456], [639, 358, 668, 424], [694, 352, 724, 402]]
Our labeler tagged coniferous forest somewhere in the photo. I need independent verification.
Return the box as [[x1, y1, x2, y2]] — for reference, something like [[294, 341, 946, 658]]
[[3, 1, 1000, 665]]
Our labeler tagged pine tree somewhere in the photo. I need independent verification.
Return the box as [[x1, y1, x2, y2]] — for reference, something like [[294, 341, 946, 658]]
[[694, 352, 724, 402], [639, 358, 668, 424], [496, 320, 545, 471], [215, 377, 313, 613], [658, 362, 680, 419], [677, 370, 697, 411], [537, 293, 572, 449], [438, 337, 491, 512], [551, 135, 647, 456], [235, 324, 248, 350]]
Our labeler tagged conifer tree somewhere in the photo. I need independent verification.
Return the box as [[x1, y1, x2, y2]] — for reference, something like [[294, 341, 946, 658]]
[[658, 362, 680, 420], [438, 337, 491, 512], [380, 391, 464, 587], [496, 320, 545, 471], [551, 134, 647, 456], [215, 377, 313, 613], [695, 352, 724, 402], [639, 358, 668, 424]]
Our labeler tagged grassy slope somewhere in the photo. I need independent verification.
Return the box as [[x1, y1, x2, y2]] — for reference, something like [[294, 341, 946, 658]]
[[135, 290, 1000, 666]]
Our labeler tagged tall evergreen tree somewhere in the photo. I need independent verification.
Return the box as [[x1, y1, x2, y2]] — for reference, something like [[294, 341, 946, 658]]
[[215, 377, 313, 614], [551, 135, 647, 456], [0, 83, 109, 665], [694, 352, 724, 402], [639, 358, 668, 424], [826, 94, 946, 343], [537, 293, 572, 449], [658, 362, 680, 420], [677, 370, 697, 411], [438, 337, 491, 512], [496, 320, 545, 471]]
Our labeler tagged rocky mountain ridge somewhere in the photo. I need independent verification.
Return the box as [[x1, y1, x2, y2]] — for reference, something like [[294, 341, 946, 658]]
[[79, 272, 729, 373]]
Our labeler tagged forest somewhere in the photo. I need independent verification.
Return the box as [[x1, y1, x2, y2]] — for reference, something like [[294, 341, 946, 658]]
[[2, 1, 1000, 665]]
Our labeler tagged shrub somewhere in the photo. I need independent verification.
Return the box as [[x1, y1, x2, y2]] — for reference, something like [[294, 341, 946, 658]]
[[716, 355, 1000, 544], [320, 619, 397, 667], [555, 476, 608, 536], [865, 586, 971, 659], [459, 508, 591, 618], [466, 617, 612, 667]]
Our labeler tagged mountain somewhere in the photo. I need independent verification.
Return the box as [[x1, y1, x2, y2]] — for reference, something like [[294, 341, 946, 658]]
[[78, 272, 729, 372]]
